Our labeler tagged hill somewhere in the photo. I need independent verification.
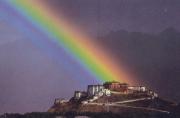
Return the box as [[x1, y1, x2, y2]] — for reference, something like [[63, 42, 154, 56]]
[[47, 81, 178, 118], [2, 81, 177, 118]]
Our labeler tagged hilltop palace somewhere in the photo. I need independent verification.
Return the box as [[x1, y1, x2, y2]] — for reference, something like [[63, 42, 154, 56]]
[[54, 81, 158, 105]]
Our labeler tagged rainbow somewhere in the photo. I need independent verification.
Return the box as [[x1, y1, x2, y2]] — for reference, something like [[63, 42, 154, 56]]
[[1, 0, 134, 84]]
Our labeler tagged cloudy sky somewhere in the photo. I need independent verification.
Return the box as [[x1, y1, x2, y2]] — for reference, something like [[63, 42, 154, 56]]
[[0, 0, 180, 114], [46, 0, 180, 36]]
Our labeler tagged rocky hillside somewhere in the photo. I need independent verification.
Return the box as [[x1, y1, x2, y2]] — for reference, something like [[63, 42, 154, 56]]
[[46, 82, 179, 118], [48, 93, 177, 114]]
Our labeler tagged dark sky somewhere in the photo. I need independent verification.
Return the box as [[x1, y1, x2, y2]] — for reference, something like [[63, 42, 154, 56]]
[[46, 0, 180, 36], [99, 28, 180, 103], [0, 0, 180, 114], [45, 0, 180, 101]]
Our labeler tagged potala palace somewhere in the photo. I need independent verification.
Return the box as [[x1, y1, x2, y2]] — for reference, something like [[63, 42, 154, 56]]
[[54, 81, 158, 105]]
